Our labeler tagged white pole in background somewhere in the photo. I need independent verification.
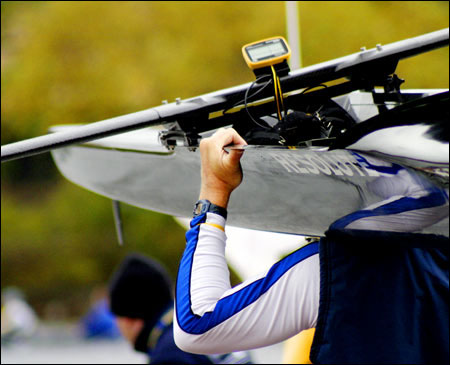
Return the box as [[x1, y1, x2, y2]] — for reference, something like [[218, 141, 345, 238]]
[[285, 1, 301, 70]]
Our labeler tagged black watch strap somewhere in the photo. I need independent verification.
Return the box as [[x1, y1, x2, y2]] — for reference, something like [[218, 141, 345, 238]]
[[193, 199, 227, 219]]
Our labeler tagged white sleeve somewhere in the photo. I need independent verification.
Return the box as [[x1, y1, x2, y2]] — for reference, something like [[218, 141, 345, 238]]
[[331, 154, 450, 232], [174, 212, 320, 355], [330, 167, 449, 232]]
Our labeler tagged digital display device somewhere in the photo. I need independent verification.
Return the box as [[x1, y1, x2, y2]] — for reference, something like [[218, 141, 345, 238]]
[[242, 37, 291, 70]]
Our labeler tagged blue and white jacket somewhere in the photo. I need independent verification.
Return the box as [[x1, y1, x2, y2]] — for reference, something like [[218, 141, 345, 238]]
[[174, 160, 448, 360]]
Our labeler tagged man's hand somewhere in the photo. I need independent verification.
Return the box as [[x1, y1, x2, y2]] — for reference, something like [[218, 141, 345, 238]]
[[198, 128, 247, 209]]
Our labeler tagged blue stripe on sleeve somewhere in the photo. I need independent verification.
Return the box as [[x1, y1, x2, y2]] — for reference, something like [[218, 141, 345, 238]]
[[330, 190, 448, 230], [176, 219, 319, 335], [352, 152, 403, 175]]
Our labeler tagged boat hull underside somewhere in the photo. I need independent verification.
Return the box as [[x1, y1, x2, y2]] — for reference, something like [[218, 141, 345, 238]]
[[51, 143, 449, 238]]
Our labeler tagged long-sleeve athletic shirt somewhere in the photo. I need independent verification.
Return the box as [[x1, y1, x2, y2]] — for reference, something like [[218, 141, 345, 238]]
[[174, 159, 448, 355]]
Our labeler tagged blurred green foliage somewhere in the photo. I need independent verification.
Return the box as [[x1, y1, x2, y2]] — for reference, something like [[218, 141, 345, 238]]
[[2, 181, 186, 316], [1, 1, 448, 319]]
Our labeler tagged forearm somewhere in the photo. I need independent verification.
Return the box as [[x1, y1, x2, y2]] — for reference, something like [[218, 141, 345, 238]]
[[180, 213, 231, 316]]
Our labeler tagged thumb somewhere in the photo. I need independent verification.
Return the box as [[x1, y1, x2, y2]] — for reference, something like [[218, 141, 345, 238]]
[[226, 148, 244, 167]]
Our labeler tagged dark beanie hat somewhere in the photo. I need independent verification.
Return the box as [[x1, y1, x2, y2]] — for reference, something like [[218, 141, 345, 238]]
[[108, 253, 173, 321]]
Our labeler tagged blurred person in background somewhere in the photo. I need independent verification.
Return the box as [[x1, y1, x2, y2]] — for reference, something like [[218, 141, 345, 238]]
[[79, 285, 121, 340], [108, 253, 253, 364], [1, 287, 38, 344]]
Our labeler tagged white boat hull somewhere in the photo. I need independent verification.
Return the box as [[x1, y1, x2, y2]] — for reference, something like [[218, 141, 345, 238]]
[[51, 128, 449, 237]]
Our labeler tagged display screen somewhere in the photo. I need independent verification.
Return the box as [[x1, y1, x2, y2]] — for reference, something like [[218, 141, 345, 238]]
[[246, 39, 288, 62]]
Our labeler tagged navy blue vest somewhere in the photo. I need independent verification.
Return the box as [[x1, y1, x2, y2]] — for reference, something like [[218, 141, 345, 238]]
[[310, 229, 449, 364]]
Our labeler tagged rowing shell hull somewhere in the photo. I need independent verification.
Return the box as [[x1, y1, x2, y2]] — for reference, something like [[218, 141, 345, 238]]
[[51, 128, 449, 238]]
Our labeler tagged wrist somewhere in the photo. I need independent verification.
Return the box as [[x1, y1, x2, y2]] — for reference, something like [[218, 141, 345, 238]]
[[199, 186, 231, 209], [193, 199, 227, 219]]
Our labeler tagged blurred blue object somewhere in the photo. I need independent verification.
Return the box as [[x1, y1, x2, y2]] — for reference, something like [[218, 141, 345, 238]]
[[80, 298, 121, 339]]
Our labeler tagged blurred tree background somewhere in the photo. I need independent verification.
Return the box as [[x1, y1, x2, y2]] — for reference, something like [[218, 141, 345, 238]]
[[1, 1, 448, 320]]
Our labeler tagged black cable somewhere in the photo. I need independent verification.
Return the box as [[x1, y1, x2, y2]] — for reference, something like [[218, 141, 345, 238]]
[[244, 76, 274, 130], [222, 74, 272, 115]]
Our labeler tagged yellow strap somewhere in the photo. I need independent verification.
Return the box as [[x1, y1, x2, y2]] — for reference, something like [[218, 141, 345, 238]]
[[148, 308, 174, 350], [202, 222, 225, 232], [271, 65, 282, 121], [277, 75, 285, 113]]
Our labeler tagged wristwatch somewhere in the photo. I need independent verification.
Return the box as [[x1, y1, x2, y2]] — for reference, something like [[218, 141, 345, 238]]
[[193, 199, 227, 219]]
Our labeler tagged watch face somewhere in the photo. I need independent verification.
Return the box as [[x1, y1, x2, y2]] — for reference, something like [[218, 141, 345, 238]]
[[194, 200, 209, 216], [194, 204, 202, 215], [193, 199, 227, 219]]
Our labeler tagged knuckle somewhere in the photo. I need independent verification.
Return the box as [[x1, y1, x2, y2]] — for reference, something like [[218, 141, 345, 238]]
[[199, 138, 209, 149]]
